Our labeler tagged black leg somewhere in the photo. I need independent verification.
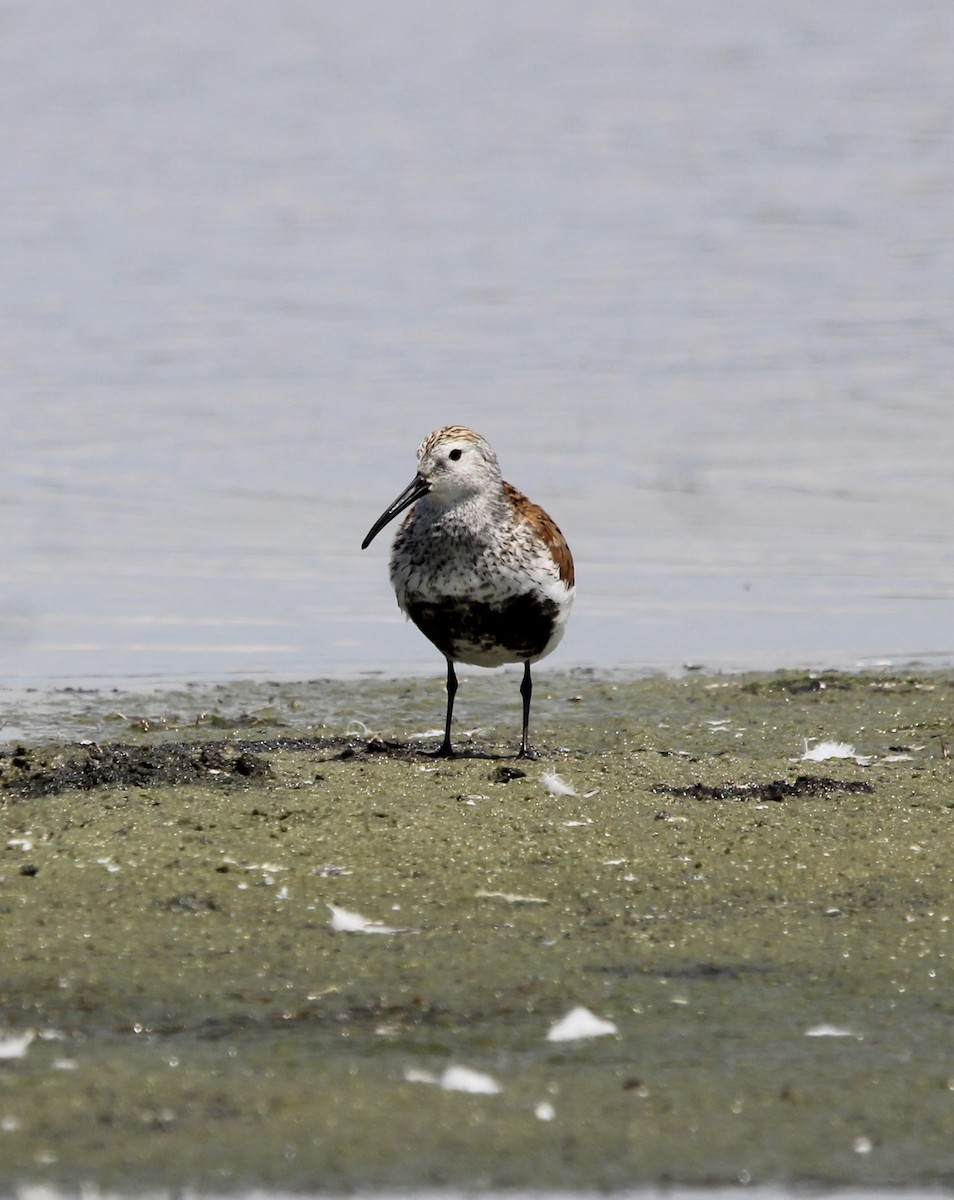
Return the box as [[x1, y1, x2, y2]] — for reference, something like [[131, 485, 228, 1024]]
[[517, 660, 537, 759], [436, 658, 457, 757]]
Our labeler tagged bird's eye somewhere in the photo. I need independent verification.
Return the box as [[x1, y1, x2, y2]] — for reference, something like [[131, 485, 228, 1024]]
[[448, 448, 462, 461]]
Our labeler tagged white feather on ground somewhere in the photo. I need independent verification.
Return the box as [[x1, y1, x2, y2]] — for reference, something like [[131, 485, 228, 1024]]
[[540, 771, 577, 796], [0, 1030, 35, 1060], [546, 1006, 618, 1041], [327, 904, 414, 935], [404, 1065, 502, 1094], [800, 740, 873, 765]]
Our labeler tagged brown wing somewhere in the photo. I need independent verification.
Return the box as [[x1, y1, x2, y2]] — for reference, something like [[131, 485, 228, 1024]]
[[503, 482, 575, 588]]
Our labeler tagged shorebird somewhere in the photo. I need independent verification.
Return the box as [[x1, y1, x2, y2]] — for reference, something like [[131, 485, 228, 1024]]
[[361, 425, 575, 758]]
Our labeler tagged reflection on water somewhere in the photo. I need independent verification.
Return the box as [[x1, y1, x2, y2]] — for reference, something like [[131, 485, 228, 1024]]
[[1, 1, 953, 686]]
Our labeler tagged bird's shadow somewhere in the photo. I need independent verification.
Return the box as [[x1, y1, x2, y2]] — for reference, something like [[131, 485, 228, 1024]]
[[330, 738, 535, 764]]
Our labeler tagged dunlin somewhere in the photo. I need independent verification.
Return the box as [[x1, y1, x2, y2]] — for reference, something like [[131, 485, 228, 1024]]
[[361, 425, 575, 758]]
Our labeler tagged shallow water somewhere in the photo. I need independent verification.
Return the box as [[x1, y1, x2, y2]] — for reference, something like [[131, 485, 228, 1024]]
[[1, 2, 954, 687]]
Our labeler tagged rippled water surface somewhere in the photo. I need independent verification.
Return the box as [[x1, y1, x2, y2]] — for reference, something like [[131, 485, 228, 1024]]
[[2, 1, 953, 687]]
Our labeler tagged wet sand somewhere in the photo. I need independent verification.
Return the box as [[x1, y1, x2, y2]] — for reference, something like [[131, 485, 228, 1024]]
[[1, 668, 953, 1192]]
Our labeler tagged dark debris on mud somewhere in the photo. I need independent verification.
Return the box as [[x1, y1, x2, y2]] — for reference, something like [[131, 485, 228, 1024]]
[[586, 960, 773, 981], [0, 734, 412, 800], [656, 774, 875, 803], [0, 740, 276, 799], [740, 672, 857, 695], [331, 737, 421, 762], [119, 996, 452, 1041], [329, 738, 518, 762], [0, 731, 522, 799], [740, 670, 951, 696]]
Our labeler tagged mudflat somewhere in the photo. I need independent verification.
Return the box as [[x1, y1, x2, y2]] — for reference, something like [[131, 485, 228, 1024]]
[[1, 668, 952, 1192]]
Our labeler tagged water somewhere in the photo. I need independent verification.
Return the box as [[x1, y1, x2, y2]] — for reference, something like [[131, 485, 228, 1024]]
[[2, 1, 954, 688]]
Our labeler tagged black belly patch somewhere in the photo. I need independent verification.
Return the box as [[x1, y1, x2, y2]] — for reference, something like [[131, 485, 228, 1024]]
[[406, 593, 559, 661]]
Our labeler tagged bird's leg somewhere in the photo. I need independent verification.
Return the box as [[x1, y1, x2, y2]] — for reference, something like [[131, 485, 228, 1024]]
[[517, 660, 537, 759], [435, 658, 458, 757]]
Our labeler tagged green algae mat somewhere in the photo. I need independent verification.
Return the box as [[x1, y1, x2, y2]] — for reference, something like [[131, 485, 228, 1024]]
[[1, 668, 953, 1191]]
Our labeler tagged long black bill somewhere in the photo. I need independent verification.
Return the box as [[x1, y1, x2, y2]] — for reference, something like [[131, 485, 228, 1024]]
[[361, 473, 431, 549]]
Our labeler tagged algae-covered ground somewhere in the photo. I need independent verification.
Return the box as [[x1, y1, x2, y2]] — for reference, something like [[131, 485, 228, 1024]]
[[1, 667, 954, 1193]]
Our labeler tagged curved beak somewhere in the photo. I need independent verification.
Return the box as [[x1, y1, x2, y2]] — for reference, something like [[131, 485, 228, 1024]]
[[361, 473, 431, 549]]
